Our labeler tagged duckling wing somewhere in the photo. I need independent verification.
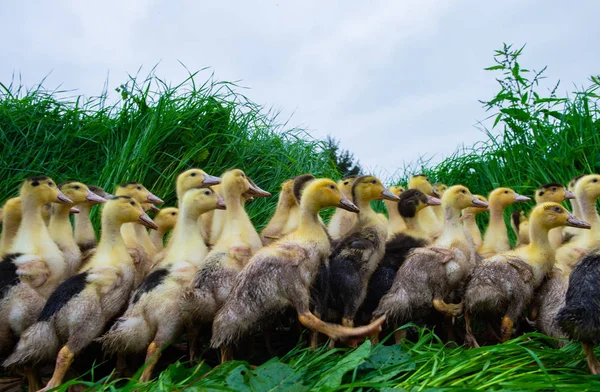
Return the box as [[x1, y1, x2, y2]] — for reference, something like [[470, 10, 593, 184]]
[[86, 266, 123, 295], [13, 254, 49, 288]]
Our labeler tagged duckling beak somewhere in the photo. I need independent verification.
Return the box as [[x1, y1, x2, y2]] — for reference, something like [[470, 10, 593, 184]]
[[432, 189, 441, 198], [381, 188, 400, 201], [564, 190, 576, 200], [146, 192, 164, 205], [338, 193, 360, 213], [216, 195, 227, 210], [103, 193, 115, 200], [426, 195, 442, 206], [203, 174, 221, 186], [246, 178, 271, 197], [566, 213, 591, 229], [149, 205, 160, 213], [514, 194, 531, 203], [85, 190, 107, 204], [138, 213, 158, 230], [471, 197, 489, 208], [56, 191, 73, 205], [69, 207, 80, 214]]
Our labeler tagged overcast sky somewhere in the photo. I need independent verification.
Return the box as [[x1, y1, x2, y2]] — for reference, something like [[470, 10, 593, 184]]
[[2, 1, 599, 178]]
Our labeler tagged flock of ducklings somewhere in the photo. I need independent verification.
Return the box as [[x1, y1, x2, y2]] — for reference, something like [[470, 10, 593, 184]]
[[1, 169, 600, 391]]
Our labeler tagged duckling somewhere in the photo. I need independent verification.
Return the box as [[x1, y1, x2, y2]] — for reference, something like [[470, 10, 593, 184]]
[[149, 207, 178, 250], [211, 178, 386, 362], [478, 188, 530, 258], [533, 182, 575, 249], [563, 174, 585, 243], [460, 195, 489, 249], [3, 196, 157, 391], [385, 185, 407, 239], [181, 169, 270, 356], [532, 175, 600, 341], [41, 204, 52, 227], [432, 183, 448, 222], [464, 202, 590, 347], [99, 188, 224, 382], [407, 174, 442, 239], [511, 210, 530, 246], [557, 249, 600, 374], [372, 186, 488, 342], [207, 182, 258, 247], [555, 174, 600, 270], [359, 189, 441, 325], [49, 181, 107, 277], [74, 185, 113, 253], [0, 176, 73, 358], [327, 176, 359, 240], [0, 198, 22, 257], [327, 176, 400, 328]]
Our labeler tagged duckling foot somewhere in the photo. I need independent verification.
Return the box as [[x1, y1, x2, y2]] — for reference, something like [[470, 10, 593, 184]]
[[394, 329, 407, 345], [433, 298, 463, 317], [41, 345, 75, 392], [298, 312, 384, 343], [24, 366, 41, 392], [500, 316, 514, 343], [140, 342, 160, 383], [464, 312, 480, 348], [220, 346, 233, 364], [582, 343, 600, 375]]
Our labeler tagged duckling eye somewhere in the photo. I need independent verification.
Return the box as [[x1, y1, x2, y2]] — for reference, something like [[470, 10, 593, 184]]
[[130, 201, 135, 206], [594, 179, 598, 183], [74, 185, 80, 190], [343, 181, 349, 185], [415, 191, 420, 196], [136, 186, 142, 190], [371, 180, 377, 184], [552, 187, 556, 191], [329, 185, 335, 190], [461, 190, 466, 194], [171, 212, 176, 216], [191, 172, 197, 177], [204, 190, 210, 195], [504, 191, 508, 194], [553, 206, 562, 213], [48, 182, 54, 187]]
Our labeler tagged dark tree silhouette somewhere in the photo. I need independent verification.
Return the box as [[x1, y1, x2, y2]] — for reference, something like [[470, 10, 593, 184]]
[[323, 135, 361, 177]]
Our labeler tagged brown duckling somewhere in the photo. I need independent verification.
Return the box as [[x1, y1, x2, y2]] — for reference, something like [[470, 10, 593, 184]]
[[372, 185, 488, 342], [3, 196, 157, 391], [407, 174, 442, 239], [327, 176, 400, 328], [0, 197, 22, 258], [432, 183, 448, 223], [534, 182, 575, 249], [478, 187, 530, 258], [49, 181, 107, 276], [460, 194, 489, 249], [327, 176, 359, 240], [359, 189, 441, 327], [532, 174, 600, 341], [211, 178, 385, 362], [181, 169, 270, 358], [511, 210, 530, 246], [260, 175, 315, 245], [149, 207, 178, 250], [464, 202, 590, 347], [0, 176, 73, 360], [99, 188, 224, 382], [563, 174, 585, 243], [385, 185, 407, 239], [74, 185, 113, 253]]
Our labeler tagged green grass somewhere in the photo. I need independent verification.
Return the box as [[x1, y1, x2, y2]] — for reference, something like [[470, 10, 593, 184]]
[[3, 45, 600, 391]]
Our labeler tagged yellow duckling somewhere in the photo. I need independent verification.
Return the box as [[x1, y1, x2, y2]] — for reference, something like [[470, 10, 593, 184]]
[[327, 176, 359, 240], [149, 207, 178, 250], [533, 182, 575, 249], [3, 196, 157, 391], [74, 185, 113, 253], [407, 174, 442, 239], [510, 210, 530, 246], [478, 187, 530, 258], [385, 185, 407, 239], [432, 183, 448, 222], [460, 194, 489, 249], [0, 197, 22, 257], [562, 174, 585, 243]]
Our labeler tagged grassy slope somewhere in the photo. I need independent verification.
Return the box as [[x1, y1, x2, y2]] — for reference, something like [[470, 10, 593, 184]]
[[2, 47, 600, 391]]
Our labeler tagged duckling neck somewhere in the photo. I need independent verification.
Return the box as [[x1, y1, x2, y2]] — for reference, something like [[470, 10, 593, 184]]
[[570, 198, 581, 218], [483, 205, 508, 247], [96, 220, 127, 258], [164, 208, 206, 265], [298, 202, 326, 234], [49, 204, 75, 244], [134, 223, 156, 256], [262, 197, 293, 237], [462, 213, 482, 245], [526, 220, 554, 271], [385, 200, 402, 225], [74, 203, 96, 246], [578, 195, 600, 233], [404, 214, 422, 232], [357, 199, 379, 227], [17, 196, 50, 246], [443, 206, 463, 236]]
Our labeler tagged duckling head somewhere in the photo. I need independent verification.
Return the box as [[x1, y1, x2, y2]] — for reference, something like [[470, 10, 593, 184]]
[[153, 207, 179, 231], [301, 178, 359, 213], [488, 187, 530, 208], [463, 194, 489, 215], [574, 174, 600, 200], [221, 169, 271, 198], [58, 181, 107, 206], [351, 175, 400, 205], [398, 189, 441, 218], [278, 178, 297, 206], [433, 183, 448, 197], [534, 182, 574, 204], [21, 176, 73, 206], [104, 196, 158, 229], [337, 176, 359, 198], [176, 168, 221, 200], [389, 185, 405, 197], [116, 182, 163, 205], [443, 185, 489, 210], [568, 174, 585, 193], [408, 174, 439, 197], [511, 209, 527, 228], [530, 202, 590, 231], [292, 174, 317, 204], [182, 187, 226, 217], [87, 185, 113, 200]]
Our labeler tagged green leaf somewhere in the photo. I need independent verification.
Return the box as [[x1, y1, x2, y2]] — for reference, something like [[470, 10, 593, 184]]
[[500, 108, 531, 122], [484, 65, 505, 71], [226, 365, 252, 392], [315, 340, 372, 389], [250, 362, 307, 392], [493, 113, 503, 128]]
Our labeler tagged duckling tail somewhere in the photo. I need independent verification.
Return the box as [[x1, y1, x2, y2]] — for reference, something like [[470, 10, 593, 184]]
[[297, 311, 385, 342], [97, 316, 152, 355], [3, 321, 59, 368]]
